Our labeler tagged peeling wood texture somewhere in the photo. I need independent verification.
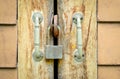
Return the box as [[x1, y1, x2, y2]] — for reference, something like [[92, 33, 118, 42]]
[[18, 0, 97, 79], [0, 25, 17, 67], [58, 0, 97, 79], [98, 23, 120, 65], [18, 0, 54, 79], [0, 0, 16, 24]]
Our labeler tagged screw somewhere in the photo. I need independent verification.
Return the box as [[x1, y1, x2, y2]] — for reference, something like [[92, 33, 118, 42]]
[[32, 49, 43, 61], [72, 12, 83, 24], [32, 11, 43, 26], [74, 49, 85, 62]]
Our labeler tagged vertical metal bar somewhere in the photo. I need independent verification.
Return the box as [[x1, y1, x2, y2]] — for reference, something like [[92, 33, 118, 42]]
[[32, 11, 43, 61], [34, 17, 40, 53], [77, 17, 83, 59], [72, 12, 84, 62]]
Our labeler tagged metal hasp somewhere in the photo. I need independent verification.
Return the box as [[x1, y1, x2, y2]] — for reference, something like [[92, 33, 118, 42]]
[[45, 45, 63, 59], [72, 12, 85, 62], [32, 11, 43, 61]]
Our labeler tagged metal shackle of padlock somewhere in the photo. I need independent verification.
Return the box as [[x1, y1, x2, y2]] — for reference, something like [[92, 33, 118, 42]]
[[32, 11, 62, 61], [48, 15, 60, 38], [31, 11, 84, 62], [46, 15, 62, 59]]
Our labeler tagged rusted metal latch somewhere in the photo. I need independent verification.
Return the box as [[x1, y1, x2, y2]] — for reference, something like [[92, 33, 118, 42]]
[[45, 45, 63, 59], [46, 15, 63, 59], [32, 11, 62, 61], [31, 11, 84, 62], [45, 24, 63, 59]]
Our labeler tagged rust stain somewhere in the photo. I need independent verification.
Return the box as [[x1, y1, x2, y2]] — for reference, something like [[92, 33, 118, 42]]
[[64, 12, 68, 23], [72, 4, 85, 14], [31, 0, 42, 10]]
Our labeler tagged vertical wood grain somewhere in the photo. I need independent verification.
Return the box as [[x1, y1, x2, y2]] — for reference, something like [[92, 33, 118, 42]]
[[18, 0, 54, 79], [58, 0, 97, 79]]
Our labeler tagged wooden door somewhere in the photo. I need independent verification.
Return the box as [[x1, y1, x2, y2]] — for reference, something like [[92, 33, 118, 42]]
[[57, 0, 97, 79], [18, 0, 54, 79], [18, 0, 97, 79]]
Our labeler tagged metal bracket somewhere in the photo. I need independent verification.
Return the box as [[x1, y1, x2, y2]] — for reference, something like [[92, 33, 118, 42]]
[[32, 11, 43, 61], [45, 45, 63, 59], [72, 12, 85, 62]]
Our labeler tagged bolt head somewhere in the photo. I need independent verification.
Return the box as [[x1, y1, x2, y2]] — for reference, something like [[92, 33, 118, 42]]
[[32, 11, 43, 25], [72, 12, 83, 24], [32, 49, 43, 62], [74, 49, 85, 62]]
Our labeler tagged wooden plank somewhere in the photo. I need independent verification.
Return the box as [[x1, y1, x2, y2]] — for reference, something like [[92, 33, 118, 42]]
[[0, 0, 16, 24], [98, 66, 120, 79], [0, 69, 17, 79], [58, 0, 97, 79], [98, 23, 120, 65], [18, 0, 54, 79], [0, 25, 17, 67], [98, 0, 120, 22]]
